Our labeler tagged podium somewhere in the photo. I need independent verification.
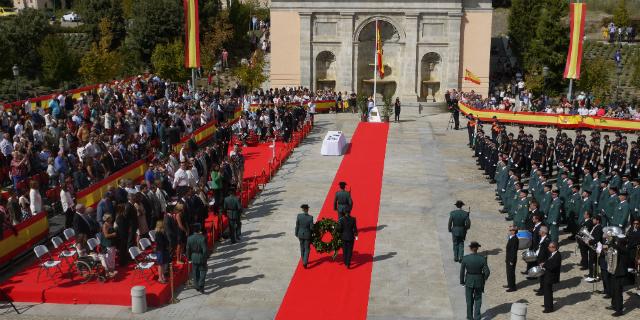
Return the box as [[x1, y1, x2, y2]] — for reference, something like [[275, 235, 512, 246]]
[[368, 107, 382, 123]]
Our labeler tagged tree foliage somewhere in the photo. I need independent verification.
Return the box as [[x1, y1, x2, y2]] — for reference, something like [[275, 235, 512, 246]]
[[201, 11, 234, 71], [508, 0, 542, 63], [613, 0, 630, 27], [577, 58, 614, 100], [79, 19, 123, 83], [632, 55, 640, 90], [233, 50, 267, 92], [38, 34, 80, 87], [151, 40, 189, 82], [124, 0, 183, 64], [74, 0, 125, 48], [523, 1, 569, 94], [0, 9, 51, 78]]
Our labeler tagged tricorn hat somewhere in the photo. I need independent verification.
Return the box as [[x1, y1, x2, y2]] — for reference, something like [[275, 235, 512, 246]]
[[455, 200, 465, 207], [469, 241, 481, 249], [300, 204, 309, 209], [339, 181, 347, 187]]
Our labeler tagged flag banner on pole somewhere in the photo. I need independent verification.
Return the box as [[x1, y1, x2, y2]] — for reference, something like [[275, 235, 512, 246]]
[[376, 21, 385, 79], [464, 69, 481, 85], [563, 2, 586, 79], [184, 0, 200, 68]]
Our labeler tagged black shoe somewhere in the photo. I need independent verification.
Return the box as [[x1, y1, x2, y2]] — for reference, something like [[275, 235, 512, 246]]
[[612, 311, 623, 317], [567, 235, 576, 240], [603, 295, 611, 299], [579, 267, 589, 271], [505, 217, 513, 221], [520, 271, 528, 275], [506, 288, 517, 292], [536, 292, 544, 296], [543, 309, 554, 313], [606, 306, 615, 310], [303, 264, 307, 269]]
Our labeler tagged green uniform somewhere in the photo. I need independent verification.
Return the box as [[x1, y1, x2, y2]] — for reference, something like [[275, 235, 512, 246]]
[[496, 165, 508, 197], [460, 253, 490, 320], [613, 200, 630, 228], [568, 192, 581, 232], [507, 190, 520, 220], [186, 232, 208, 291], [223, 194, 243, 243], [630, 186, 640, 221], [604, 194, 619, 226], [582, 175, 594, 195], [333, 190, 353, 216], [596, 187, 609, 215], [448, 209, 470, 262], [609, 175, 621, 191], [547, 197, 561, 242], [577, 197, 593, 225], [621, 181, 632, 194], [539, 191, 552, 218], [513, 196, 530, 229], [295, 212, 314, 266]]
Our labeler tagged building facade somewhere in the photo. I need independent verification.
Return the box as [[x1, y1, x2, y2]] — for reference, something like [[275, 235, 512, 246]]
[[270, 0, 492, 103], [13, 0, 67, 10]]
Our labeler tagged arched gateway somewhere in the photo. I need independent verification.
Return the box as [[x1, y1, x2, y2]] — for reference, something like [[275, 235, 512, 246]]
[[270, 0, 493, 104]]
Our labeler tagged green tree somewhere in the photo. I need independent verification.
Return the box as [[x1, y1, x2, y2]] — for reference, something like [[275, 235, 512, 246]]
[[233, 50, 267, 92], [613, 0, 630, 27], [632, 55, 640, 90], [74, 0, 125, 48], [524, 0, 569, 95], [151, 40, 189, 82], [0, 9, 50, 78], [38, 34, 79, 87], [201, 10, 234, 71], [124, 0, 183, 64], [577, 57, 614, 100], [79, 19, 123, 83], [508, 0, 542, 63]]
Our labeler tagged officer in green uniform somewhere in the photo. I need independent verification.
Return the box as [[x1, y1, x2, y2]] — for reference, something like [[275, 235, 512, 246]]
[[547, 190, 562, 242], [295, 204, 314, 268], [495, 159, 509, 202], [223, 187, 243, 243], [448, 200, 470, 262], [507, 183, 523, 221], [333, 181, 353, 218], [513, 189, 530, 229], [186, 223, 208, 293], [460, 241, 490, 320], [568, 184, 582, 238], [604, 187, 619, 227], [539, 184, 552, 218], [613, 192, 630, 229], [596, 180, 610, 218], [630, 179, 640, 221]]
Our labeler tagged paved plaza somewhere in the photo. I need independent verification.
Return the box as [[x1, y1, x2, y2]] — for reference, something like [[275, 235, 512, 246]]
[[2, 110, 640, 319]]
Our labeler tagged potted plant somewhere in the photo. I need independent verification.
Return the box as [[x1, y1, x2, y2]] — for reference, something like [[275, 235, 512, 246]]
[[357, 93, 368, 122], [381, 95, 393, 122]]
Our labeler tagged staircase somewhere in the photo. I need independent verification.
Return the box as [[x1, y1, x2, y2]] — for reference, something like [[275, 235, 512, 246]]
[[261, 52, 271, 90]]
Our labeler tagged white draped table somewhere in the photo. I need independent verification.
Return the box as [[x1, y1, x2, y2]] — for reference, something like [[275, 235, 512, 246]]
[[320, 131, 348, 156]]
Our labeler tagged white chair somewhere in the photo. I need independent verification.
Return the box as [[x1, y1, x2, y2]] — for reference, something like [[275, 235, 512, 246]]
[[63, 228, 75, 242], [138, 238, 157, 261], [129, 246, 155, 283], [34, 245, 63, 282], [87, 238, 100, 253], [148, 230, 157, 242], [51, 236, 77, 273]]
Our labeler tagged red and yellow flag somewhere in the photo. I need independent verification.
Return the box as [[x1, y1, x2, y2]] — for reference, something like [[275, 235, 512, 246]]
[[184, 0, 201, 68], [376, 20, 384, 79], [464, 69, 481, 85], [564, 2, 586, 79]]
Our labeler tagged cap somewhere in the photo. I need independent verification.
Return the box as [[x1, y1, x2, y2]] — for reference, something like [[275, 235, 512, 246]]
[[455, 200, 465, 207], [300, 204, 309, 209], [469, 241, 481, 249], [339, 181, 347, 187], [620, 191, 629, 196]]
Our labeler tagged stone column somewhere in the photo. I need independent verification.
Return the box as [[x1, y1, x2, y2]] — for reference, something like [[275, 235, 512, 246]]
[[299, 12, 313, 89], [337, 12, 355, 92], [445, 11, 463, 91], [401, 14, 419, 104]]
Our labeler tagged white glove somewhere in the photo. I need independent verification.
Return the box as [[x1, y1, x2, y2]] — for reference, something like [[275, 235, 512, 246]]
[[502, 189, 506, 192], [552, 222, 557, 225], [635, 208, 638, 212], [515, 164, 518, 167], [614, 165, 618, 169]]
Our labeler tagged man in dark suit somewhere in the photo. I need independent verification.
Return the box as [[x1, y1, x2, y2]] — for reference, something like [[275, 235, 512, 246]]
[[535, 226, 551, 294], [333, 181, 353, 218], [541, 241, 562, 313], [506, 226, 519, 292], [338, 212, 358, 269], [72, 204, 91, 255], [608, 235, 629, 317], [295, 204, 314, 268], [586, 215, 604, 282], [526, 214, 545, 274]]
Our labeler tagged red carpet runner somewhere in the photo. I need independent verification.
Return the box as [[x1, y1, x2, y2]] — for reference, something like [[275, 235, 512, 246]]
[[276, 123, 389, 320]]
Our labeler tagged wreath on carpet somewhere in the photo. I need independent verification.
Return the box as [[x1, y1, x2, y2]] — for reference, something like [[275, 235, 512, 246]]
[[311, 218, 343, 253]]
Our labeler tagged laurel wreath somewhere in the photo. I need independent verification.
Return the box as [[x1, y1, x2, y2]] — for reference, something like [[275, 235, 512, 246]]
[[311, 218, 342, 253]]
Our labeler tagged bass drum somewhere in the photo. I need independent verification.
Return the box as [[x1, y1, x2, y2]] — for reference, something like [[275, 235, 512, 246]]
[[516, 230, 533, 250]]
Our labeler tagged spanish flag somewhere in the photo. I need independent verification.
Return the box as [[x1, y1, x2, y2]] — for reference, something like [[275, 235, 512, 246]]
[[184, 0, 200, 68], [376, 20, 384, 79], [563, 3, 586, 79], [464, 69, 481, 85]]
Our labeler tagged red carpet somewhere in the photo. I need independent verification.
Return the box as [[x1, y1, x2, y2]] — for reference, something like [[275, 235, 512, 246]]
[[276, 123, 389, 320], [0, 125, 312, 307]]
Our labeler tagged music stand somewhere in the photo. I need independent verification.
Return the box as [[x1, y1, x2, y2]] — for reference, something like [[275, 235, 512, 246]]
[[0, 287, 19, 314]]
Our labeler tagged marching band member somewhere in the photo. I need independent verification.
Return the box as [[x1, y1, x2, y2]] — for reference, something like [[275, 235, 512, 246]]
[[586, 215, 604, 283]]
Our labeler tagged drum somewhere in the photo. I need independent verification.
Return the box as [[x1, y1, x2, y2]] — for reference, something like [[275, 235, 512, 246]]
[[527, 266, 545, 278], [521, 249, 538, 263], [516, 230, 532, 250]]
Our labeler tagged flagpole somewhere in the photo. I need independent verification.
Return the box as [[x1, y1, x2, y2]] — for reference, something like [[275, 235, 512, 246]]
[[373, 19, 378, 107]]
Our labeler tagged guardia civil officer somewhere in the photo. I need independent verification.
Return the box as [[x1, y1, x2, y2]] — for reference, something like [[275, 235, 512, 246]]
[[448, 200, 470, 262], [460, 241, 490, 320], [295, 204, 314, 268], [186, 223, 208, 293], [333, 181, 353, 218], [338, 211, 358, 269]]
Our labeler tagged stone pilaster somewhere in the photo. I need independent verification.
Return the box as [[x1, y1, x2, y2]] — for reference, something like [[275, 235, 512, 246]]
[[445, 11, 463, 91], [337, 12, 355, 92], [299, 12, 313, 88], [401, 13, 419, 103]]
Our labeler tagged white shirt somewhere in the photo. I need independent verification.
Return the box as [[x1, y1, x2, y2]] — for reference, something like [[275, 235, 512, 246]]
[[536, 235, 547, 256], [173, 168, 191, 188], [29, 189, 42, 214], [60, 189, 74, 212]]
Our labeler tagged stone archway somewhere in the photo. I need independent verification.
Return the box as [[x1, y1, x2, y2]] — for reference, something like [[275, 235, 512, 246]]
[[420, 52, 441, 102], [315, 51, 337, 91], [355, 19, 401, 101]]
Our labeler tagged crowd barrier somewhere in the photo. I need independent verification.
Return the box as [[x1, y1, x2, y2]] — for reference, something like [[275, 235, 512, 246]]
[[77, 106, 242, 208], [249, 100, 336, 113], [0, 212, 49, 265], [458, 102, 640, 131]]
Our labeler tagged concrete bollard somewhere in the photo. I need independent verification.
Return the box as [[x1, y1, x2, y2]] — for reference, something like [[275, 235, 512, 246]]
[[131, 286, 147, 314], [510, 302, 527, 320]]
